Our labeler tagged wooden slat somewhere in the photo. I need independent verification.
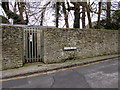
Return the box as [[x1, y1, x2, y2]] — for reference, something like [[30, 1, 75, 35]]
[[26, 29, 28, 63], [31, 29, 33, 63]]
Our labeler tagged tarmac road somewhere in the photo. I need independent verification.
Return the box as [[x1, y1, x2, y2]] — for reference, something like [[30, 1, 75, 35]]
[[2, 59, 118, 88]]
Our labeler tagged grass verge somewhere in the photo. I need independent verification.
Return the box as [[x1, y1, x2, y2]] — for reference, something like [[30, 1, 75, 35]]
[[23, 54, 119, 67]]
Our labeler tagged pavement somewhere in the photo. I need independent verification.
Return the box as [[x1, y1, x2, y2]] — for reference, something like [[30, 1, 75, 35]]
[[0, 54, 119, 79], [2, 57, 119, 88]]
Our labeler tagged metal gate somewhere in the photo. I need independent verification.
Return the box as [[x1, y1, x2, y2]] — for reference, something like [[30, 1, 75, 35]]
[[23, 26, 44, 63]]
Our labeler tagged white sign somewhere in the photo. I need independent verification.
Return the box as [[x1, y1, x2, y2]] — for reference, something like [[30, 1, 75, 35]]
[[64, 47, 77, 50], [29, 35, 32, 42]]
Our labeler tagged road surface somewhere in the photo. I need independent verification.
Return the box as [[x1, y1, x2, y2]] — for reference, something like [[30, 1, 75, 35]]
[[2, 59, 118, 88]]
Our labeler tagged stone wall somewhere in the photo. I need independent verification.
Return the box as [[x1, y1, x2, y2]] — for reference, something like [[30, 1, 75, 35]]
[[1, 25, 23, 70], [43, 28, 119, 63], [0, 26, 2, 71], [1, 25, 119, 69]]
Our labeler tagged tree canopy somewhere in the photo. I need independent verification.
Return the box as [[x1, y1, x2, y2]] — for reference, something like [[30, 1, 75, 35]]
[[0, 0, 119, 30]]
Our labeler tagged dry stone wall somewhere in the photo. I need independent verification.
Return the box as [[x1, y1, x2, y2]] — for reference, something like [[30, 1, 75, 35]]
[[0, 25, 119, 70], [43, 28, 119, 63], [1, 25, 23, 70]]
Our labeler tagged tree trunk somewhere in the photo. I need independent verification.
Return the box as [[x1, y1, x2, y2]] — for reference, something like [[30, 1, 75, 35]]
[[56, 2, 60, 27], [118, 1, 120, 8], [40, 11, 44, 26], [16, 2, 26, 24], [106, 1, 111, 27], [97, 1, 102, 29], [82, 2, 86, 29], [2, 1, 28, 25], [85, 2, 92, 28], [40, 1, 51, 26], [73, 3, 80, 28], [62, 2, 69, 28]]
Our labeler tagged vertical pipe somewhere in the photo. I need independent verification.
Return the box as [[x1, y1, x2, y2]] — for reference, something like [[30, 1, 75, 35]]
[[37, 29, 39, 61], [39, 30, 41, 61], [26, 28, 28, 63], [40, 30, 44, 62], [31, 28, 34, 63], [33, 28, 35, 62], [23, 28, 26, 63], [34, 28, 36, 62], [29, 28, 31, 63], [39, 29, 42, 62], [37, 29, 40, 61]]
